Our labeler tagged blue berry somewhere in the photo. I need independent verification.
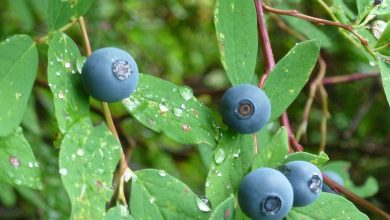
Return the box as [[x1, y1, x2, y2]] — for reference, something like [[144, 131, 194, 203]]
[[238, 168, 293, 220], [220, 84, 271, 134], [322, 171, 344, 193], [281, 161, 323, 207], [81, 47, 139, 102]]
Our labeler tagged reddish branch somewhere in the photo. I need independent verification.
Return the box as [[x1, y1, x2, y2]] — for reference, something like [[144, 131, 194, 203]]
[[322, 72, 379, 85], [255, 0, 303, 152], [255, 0, 275, 88], [263, 3, 369, 46]]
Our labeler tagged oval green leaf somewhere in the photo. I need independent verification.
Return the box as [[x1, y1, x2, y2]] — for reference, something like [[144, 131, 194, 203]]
[[0, 35, 38, 136]]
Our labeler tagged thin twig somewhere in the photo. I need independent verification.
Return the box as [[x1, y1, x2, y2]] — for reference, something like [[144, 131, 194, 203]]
[[280, 113, 304, 152], [296, 57, 327, 145], [35, 20, 77, 44], [272, 15, 330, 153], [318, 84, 329, 152], [255, 0, 275, 88], [256, 0, 303, 152], [323, 175, 390, 220], [263, 3, 369, 46], [322, 72, 379, 85], [78, 16, 130, 206]]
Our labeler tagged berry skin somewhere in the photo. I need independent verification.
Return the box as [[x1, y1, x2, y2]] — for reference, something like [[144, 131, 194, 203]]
[[281, 161, 323, 207], [238, 168, 293, 220], [322, 171, 344, 193], [220, 84, 271, 134], [81, 47, 139, 102]]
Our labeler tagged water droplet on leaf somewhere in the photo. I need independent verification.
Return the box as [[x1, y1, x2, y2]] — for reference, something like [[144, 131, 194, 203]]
[[196, 197, 211, 212], [214, 148, 225, 164], [59, 168, 68, 176], [159, 102, 169, 113], [158, 170, 167, 177], [179, 86, 193, 101], [173, 108, 183, 117]]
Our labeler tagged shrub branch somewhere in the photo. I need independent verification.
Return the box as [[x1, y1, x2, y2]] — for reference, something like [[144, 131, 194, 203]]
[[78, 16, 131, 207]]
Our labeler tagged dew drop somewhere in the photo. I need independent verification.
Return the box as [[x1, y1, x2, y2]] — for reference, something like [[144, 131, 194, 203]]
[[158, 170, 167, 177], [122, 98, 140, 111], [28, 162, 34, 168], [59, 168, 68, 176], [173, 108, 183, 117], [122, 167, 134, 182], [64, 62, 72, 69], [149, 196, 156, 204], [217, 172, 222, 177], [181, 124, 191, 132], [159, 102, 169, 113], [9, 156, 20, 167], [178, 86, 193, 101], [233, 149, 241, 158], [214, 148, 225, 164], [76, 56, 86, 73], [76, 148, 85, 156], [14, 179, 22, 185], [196, 197, 211, 212]]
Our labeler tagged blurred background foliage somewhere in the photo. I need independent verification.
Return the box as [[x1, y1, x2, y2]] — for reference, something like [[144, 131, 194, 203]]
[[0, 0, 389, 219]]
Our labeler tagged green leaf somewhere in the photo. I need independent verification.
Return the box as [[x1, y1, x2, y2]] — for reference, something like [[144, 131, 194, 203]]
[[263, 40, 321, 120], [214, 0, 258, 85], [130, 169, 210, 220], [287, 193, 369, 220], [206, 131, 255, 207], [322, 161, 379, 198], [122, 74, 218, 147], [330, 0, 355, 23], [48, 0, 94, 30], [378, 58, 390, 106], [284, 151, 329, 166], [105, 206, 134, 220], [0, 35, 38, 137], [356, 0, 374, 24], [48, 32, 89, 134], [0, 128, 42, 189], [251, 127, 289, 169], [376, 21, 390, 51], [209, 195, 235, 220], [59, 118, 121, 219]]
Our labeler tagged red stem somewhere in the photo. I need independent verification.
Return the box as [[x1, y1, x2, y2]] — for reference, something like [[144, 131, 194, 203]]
[[255, 0, 303, 152], [255, 0, 275, 88]]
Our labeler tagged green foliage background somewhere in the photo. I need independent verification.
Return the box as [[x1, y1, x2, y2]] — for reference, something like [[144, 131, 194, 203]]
[[0, 0, 389, 219]]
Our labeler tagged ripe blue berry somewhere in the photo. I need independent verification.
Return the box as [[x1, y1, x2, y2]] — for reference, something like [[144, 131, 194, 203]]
[[281, 161, 323, 207], [81, 47, 139, 102], [238, 168, 293, 220], [322, 171, 344, 193], [220, 84, 271, 134]]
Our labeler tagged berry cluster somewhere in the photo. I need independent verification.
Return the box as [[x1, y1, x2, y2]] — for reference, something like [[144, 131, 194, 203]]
[[81, 47, 139, 102], [238, 161, 323, 220]]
